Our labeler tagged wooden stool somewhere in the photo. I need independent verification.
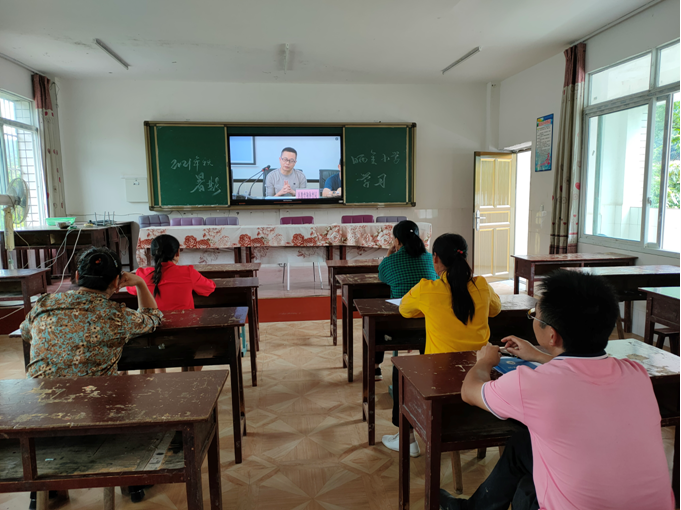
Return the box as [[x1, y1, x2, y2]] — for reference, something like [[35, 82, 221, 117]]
[[654, 327, 680, 355]]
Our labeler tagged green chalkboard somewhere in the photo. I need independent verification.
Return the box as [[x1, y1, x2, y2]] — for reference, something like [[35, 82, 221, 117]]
[[145, 122, 414, 209], [344, 126, 412, 204], [151, 125, 230, 207]]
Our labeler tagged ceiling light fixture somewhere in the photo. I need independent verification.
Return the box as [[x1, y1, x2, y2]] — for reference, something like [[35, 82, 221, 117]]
[[441, 46, 481, 75], [94, 39, 129, 70]]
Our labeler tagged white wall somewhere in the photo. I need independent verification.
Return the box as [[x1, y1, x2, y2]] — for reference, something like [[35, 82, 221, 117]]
[[56, 79, 487, 243], [0, 56, 33, 99], [498, 52, 564, 255], [497, 0, 680, 335]]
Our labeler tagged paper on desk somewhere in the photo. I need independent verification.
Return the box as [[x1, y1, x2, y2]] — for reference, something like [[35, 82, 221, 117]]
[[386, 298, 402, 306]]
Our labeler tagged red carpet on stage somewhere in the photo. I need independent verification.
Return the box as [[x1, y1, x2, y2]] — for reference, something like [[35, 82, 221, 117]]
[[258, 296, 360, 322]]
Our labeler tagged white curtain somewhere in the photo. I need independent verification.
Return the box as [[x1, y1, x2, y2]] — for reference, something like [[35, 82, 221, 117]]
[[33, 75, 67, 217]]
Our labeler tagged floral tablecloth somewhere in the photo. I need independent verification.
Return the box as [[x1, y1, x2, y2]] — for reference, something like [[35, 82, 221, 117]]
[[135, 223, 432, 267]]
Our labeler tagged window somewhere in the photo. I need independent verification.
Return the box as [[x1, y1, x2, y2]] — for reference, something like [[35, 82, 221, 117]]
[[582, 40, 680, 254], [0, 91, 47, 227]]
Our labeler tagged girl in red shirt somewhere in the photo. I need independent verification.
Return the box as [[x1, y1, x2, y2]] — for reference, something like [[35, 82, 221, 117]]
[[127, 234, 215, 309]]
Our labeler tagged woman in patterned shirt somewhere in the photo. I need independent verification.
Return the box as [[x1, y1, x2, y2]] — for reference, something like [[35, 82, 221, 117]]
[[22, 247, 163, 378], [375, 220, 437, 380]]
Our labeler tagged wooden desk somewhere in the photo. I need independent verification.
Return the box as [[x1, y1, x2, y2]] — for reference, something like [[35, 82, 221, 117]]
[[195, 263, 261, 279], [641, 287, 680, 354], [566, 265, 680, 334], [0, 223, 134, 274], [0, 268, 49, 315], [327, 259, 380, 345], [0, 371, 228, 510], [336, 273, 390, 382], [111, 277, 261, 387], [355, 294, 537, 445], [511, 253, 637, 296], [395, 339, 680, 510], [12, 307, 249, 464]]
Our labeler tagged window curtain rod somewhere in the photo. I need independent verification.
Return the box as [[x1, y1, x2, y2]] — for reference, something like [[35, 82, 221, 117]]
[[0, 52, 45, 76], [570, 0, 665, 45]]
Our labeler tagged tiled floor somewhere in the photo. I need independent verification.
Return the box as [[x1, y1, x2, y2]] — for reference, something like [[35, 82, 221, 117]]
[[0, 292, 675, 510]]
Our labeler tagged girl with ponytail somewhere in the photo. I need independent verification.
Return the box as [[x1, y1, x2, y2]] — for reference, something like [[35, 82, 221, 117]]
[[381, 233, 501, 457], [128, 234, 215, 310], [375, 220, 437, 380]]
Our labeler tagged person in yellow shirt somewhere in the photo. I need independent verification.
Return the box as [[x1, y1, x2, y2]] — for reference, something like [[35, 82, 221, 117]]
[[381, 233, 501, 457]]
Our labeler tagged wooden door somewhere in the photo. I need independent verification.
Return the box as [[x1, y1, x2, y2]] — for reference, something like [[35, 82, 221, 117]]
[[473, 152, 516, 281]]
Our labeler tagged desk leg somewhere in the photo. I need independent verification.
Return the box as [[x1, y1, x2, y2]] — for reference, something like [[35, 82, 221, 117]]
[[398, 374, 410, 510], [366, 318, 376, 445], [362, 329, 368, 424], [183, 425, 204, 510], [528, 265, 535, 297], [229, 326, 245, 463], [208, 409, 223, 510], [329, 268, 335, 340], [342, 296, 348, 369], [247, 292, 258, 386], [623, 301, 633, 333], [253, 287, 260, 352], [21, 280, 31, 317], [424, 403, 442, 510], [513, 274, 519, 294], [644, 297, 655, 345], [674, 426, 679, 508], [346, 290, 354, 383]]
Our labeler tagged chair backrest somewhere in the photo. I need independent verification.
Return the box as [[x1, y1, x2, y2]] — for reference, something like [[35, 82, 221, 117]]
[[205, 217, 239, 226], [170, 217, 205, 226], [262, 166, 277, 197], [376, 216, 407, 223], [319, 169, 339, 192], [341, 215, 374, 224], [139, 214, 170, 228], [280, 216, 314, 225]]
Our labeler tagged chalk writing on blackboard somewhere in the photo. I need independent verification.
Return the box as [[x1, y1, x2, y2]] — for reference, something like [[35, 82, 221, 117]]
[[350, 152, 401, 165], [357, 172, 371, 188], [170, 157, 214, 171], [190, 173, 222, 196], [207, 177, 222, 196], [356, 171, 388, 189]]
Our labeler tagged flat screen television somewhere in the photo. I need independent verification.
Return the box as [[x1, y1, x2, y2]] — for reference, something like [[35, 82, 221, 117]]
[[229, 135, 343, 206]]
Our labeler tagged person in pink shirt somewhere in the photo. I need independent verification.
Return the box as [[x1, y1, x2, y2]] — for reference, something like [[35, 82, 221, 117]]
[[127, 234, 215, 310], [440, 270, 674, 510]]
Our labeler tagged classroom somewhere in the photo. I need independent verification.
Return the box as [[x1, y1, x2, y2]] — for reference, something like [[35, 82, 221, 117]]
[[0, 0, 679, 509]]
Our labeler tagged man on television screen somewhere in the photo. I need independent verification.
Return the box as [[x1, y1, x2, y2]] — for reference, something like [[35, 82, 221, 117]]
[[266, 147, 308, 197], [322, 160, 342, 197]]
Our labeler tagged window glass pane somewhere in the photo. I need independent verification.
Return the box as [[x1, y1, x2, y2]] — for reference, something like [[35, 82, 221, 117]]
[[2, 124, 43, 227], [0, 94, 32, 125], [589, 54, 651, 105], [662, 92, 680, 252], [658, 42, 680, 87], [647, 99, 666, 244], [585, 104, 648, 241]]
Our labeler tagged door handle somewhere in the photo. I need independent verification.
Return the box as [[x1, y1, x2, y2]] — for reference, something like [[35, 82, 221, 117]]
[[474, 212, 486, 231]]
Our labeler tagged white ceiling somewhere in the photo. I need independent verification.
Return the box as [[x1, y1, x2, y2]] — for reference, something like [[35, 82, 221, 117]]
[[0, 0, 653, 84]]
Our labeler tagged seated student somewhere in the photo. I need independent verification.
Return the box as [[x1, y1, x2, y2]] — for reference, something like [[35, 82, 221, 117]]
[[22, 247, 163, 378], [441, 270, 674, 510], [381, 233, 501, 457], [322, 160, 342, 197], [20, 247, 163, 506], [128, 234, 216, 310], [374, 220, 437, 380]]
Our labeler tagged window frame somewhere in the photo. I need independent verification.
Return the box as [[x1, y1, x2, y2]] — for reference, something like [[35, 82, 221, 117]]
[[0, 89, 47, 227], [579, 39, 681, 257]]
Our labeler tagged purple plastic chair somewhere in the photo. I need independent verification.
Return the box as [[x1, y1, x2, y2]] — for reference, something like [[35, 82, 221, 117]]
[[376, 216, 407, 223], [280, 216, 314, 225], [205, 217, 239, 226], [278, 216, 321, 289], [170, 217, 205, 226], [341, 215, 374, 224], [138, 214, 170, 228]]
